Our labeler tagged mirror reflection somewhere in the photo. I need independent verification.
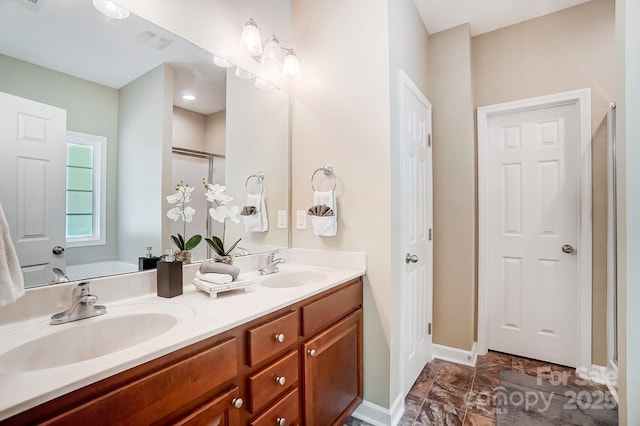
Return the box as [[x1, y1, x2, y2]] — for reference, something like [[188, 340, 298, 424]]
[[0, 0, 290, 288]]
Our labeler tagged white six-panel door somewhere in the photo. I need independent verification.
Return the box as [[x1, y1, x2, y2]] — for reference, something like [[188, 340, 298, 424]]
[[400, 71, 433, 394], [485, 101, 582, 367], [0, 92, 67, 286]]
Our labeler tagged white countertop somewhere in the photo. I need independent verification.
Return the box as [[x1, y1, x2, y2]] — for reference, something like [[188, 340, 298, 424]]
[[0, 249, 366, 421]]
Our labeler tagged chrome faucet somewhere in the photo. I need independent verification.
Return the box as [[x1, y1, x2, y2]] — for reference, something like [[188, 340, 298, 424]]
[[258, 252, 285, 275], [51, 267, 70, 283], [50, 282, 107, 325]]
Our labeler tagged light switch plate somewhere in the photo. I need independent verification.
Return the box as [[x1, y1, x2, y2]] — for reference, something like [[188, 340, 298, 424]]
[[296, 210, 307, 229], [277, 210, 287, 229]]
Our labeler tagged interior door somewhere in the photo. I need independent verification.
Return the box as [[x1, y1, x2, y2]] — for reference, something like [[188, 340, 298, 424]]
[[0, 91, 67, 286], [400, 72, 433, 394], [486, 102, 579, 367]]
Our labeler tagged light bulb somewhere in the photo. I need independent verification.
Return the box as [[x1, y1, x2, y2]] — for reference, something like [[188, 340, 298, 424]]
[[92, 0, 130, 19], [261, 35, 282, 71], [241, 18, 262, 57], [282, 49, 301, 79]]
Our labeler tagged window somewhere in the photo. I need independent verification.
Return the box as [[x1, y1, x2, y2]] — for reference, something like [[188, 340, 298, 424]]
[[66, 131, 106, 247]]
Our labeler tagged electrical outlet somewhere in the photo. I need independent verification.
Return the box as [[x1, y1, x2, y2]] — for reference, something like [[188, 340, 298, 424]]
[[296, 210, 307, 229], [277, 210, 287, 229]]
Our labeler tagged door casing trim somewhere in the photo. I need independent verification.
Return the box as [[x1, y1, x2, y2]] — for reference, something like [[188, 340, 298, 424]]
[[477, 88, 592, 371]]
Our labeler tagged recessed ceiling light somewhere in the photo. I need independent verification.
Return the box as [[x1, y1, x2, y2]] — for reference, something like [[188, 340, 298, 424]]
[[182, 95, 196, 101], [93, 0, 130, 19]]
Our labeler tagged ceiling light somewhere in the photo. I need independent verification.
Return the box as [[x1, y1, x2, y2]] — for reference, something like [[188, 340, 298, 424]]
[[240, 18, 301, 79], [213, 56, 233, 68], [93, 0, 130, 19], [182, 94, 196, 101], [241, 18, 262, 57]]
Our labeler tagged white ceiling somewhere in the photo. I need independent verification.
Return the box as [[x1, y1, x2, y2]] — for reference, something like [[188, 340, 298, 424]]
[[0, 0, 227, 115], [413, 0, 592, 36]]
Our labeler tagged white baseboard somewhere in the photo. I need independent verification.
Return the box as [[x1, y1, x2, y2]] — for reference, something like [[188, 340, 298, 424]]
[[432, 342, 478, 367], [352, 393, 404, 426]]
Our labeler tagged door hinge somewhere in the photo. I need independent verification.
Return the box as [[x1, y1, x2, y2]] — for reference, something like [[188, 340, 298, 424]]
[[428, 323, 432, 335], [428, 228, 432, 241], [427, 134, 432, 147]]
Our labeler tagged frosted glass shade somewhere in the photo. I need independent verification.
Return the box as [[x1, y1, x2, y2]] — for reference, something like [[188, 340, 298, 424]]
[[261, 35, 282, 71], [282, 50, 301, 79], [241, 19, 263, 57]]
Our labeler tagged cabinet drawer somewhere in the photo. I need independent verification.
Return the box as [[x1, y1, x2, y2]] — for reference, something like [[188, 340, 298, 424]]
[[248, 351, 298, 413], [42, 338, 238, 425], [250, 388, 299, 426], [302, 279, 362, 336], [247, 311, 298, 366]]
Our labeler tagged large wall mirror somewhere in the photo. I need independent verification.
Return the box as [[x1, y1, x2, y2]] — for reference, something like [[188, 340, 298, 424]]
[[0, 0, 290, 288]]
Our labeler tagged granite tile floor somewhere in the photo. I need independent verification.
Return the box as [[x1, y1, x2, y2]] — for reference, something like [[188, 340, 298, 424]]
[[345, 351, 612, 426]]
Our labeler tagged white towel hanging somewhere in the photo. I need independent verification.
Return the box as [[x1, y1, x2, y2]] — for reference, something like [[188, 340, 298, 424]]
[[243, 194, 268, 232], [312, 190, 337, 236], [0, 203, 24, 306]]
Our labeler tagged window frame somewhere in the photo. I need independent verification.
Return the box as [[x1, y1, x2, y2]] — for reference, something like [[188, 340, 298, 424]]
[[65, 131, 107, 247]]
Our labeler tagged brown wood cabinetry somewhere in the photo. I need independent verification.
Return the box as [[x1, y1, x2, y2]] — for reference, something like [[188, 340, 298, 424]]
[[2, 277, 363, 426]]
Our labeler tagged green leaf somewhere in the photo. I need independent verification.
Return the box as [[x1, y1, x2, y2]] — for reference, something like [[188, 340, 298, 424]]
[[178, 233, 185, 248], [184, 235, 202, 250], [170, 235, 183, 250], [205, 237, 225, 256], [224, 238, 242, 256]]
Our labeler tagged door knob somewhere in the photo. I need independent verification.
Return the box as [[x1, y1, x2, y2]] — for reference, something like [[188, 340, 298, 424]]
[[562, 244, 575, 254], [405, 253, 418, 264], [52, 246, 65, 255]]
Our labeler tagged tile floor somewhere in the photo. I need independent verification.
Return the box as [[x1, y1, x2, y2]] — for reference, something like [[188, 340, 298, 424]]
[[345, 351, 612, 426]]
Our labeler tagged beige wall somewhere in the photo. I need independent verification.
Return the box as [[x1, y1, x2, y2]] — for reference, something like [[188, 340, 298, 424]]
[[205, 110, 226, 156], [388, 0, 431, 400], [429, 24, 478, 351], [291, 0, 392, 408], [172, 106, 206, 151], [472, 0, 615, 365]]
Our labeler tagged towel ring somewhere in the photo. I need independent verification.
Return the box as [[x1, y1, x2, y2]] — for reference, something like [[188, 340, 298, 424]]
[[245, 172, 264, 197], [311, 164, 337, 192]]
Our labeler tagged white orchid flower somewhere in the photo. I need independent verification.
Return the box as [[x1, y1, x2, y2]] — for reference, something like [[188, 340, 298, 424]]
[[183, 206, 196, 222], [167, 206, 182, 221], [227, 205, 241, 224], [167, 184, 194, 204], [205, 183, 233, 204], [209, 205, 229, 223]]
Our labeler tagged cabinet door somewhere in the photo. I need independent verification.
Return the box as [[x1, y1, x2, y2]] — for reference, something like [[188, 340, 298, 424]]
[[174, 387, 241, 426], [302, 310, 362, 426]]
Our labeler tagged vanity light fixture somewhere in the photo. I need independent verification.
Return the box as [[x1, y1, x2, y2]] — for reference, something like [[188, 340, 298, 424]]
[[92, 0, 130, 19], [241, 18, 301, 79]]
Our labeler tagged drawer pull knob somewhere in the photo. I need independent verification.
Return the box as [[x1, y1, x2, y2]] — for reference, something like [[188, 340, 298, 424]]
[[274, 333, 285, 343], [232, 398, 244, 409], [275, 376, 286, 386], [308, 349, 317, 357], [276, 418, 286, 426]]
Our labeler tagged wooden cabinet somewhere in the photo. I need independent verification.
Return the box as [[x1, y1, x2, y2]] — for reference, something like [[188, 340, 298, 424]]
[[2, 277, 363, 426], [303, 310, 363, 426]]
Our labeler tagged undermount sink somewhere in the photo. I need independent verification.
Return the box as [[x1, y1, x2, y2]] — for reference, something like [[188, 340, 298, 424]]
[[0, 304, 193, 373], [260, 270, 328, 288]]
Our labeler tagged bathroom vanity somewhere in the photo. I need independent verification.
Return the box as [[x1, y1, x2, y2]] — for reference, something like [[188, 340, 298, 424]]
[[0, 251, 365, 425]]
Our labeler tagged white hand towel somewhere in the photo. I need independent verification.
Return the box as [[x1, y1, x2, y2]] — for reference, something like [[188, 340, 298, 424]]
[[312, 191, 337, 236], [243, 194, 268, 232], [195, 270, 233, 284], [0, 203, 24, 306]]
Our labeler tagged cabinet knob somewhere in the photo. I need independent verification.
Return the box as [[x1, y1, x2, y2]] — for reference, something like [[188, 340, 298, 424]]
[[276, 418, 286, 426], [232, 398, 243, 409], [308, 349, 317, 357], [275, 376, 286, 386], [274, 333, 285, 343]]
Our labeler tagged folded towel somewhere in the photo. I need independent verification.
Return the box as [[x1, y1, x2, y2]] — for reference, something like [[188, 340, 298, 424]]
[[199, 260, 240, 280], [243, 194, 268, 232], [311, 191, 337, 236], [307, 204, 334, 216], [0, 203, 24, 306], [195, 271, 233, 285], [241, 206, 257, 216]]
